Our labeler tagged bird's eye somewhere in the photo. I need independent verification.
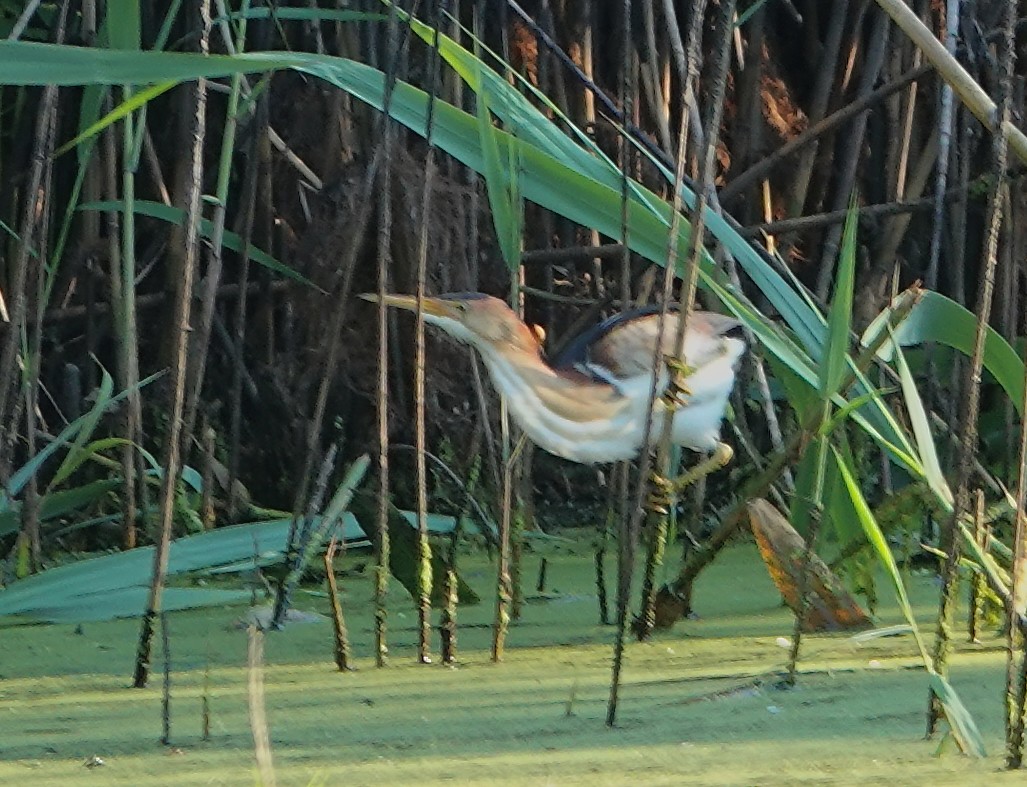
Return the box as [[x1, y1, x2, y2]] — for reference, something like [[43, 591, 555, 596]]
[[456, 302, 468, 312]]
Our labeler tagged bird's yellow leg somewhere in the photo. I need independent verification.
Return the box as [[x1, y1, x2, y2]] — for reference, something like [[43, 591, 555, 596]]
[[647, 442, 734, 512]]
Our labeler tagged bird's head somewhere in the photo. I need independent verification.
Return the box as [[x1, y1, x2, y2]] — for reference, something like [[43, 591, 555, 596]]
[[359, 292, 541, 355]]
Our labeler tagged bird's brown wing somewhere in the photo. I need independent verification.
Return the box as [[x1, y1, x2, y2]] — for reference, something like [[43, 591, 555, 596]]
[[552, 307, 741, 382]]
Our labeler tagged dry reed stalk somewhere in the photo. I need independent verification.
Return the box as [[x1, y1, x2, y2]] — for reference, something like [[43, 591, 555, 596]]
[[927, 0, 1015, 736], [134, 0, 210, 688], [247, 626, 276, 787]]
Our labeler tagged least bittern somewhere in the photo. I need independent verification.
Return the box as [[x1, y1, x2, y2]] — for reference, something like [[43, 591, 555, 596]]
[[361, 292, 744, 502]]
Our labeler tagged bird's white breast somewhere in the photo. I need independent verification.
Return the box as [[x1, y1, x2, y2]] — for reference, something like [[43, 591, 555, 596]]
[[478, 334, 743, 464]]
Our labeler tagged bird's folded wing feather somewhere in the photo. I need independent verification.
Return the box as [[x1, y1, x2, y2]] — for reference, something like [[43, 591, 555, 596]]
[[553, 308, 742, 383]]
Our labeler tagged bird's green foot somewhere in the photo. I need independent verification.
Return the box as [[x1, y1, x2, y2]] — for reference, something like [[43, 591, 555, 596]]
[[646, 442, 734, 513], [660, 356, 695, 408], [646, 470, 675, 514]]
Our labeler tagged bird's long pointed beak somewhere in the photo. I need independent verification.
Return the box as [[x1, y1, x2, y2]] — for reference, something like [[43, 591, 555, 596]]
[[358, 292, 457, 319]]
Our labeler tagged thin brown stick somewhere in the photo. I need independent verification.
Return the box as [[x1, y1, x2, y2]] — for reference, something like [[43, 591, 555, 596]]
[[815, 8, 890, 301], [740, 191, 968, 237], [928, 0, 1014, 737], [17, 3, 64, 569], [200, 420, 216, 530], [324, 537, 351, 672], [1008, 110, 1027, 764], [968, 490, 985, 644], [721, 64, 930, 204], [873, 0, 1027, 165], [160, 612, 172, 745], [134, 0, 210, 688], [606, 0, 646, 728], [247, 627, 276, 787], [520, 243, 626, 265], [0, 80, 61, 481], [372, 1, 403, 670]]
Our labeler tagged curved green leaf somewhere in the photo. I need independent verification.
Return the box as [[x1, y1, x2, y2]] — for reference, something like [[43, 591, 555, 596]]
[[80, 200, 312, 285], [822, 201, 857, 397], [833, 447, 985, 758], [866, 289, 1025, 415]]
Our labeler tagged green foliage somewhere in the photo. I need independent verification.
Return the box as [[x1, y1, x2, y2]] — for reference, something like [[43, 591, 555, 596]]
[[834, 448, 986, 757], [350, 494, 480, 607], [0, 514, 371, 622], [80, 200, 311, 284], [867, 289, 1024, 417], [0, 479, 121, 539], [0, 12, 1016, 754], [821, 199, 858, 399], [0, 368, 161, 555], [274, 455, 370, 625], [476, 84, 523, 271], [890, 336, 954, 508], [837, 549, 879, 616]]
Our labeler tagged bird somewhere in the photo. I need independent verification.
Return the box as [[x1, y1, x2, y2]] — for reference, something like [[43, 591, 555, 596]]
[[360, 291, 745, 499]]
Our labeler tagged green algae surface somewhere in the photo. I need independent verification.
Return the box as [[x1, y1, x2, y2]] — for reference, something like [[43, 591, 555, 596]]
[[0, 540, 1021, 785]]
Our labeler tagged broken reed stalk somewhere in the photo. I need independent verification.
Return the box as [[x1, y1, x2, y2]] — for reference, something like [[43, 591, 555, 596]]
[[1008, 167, 1027, 764], [491, 406, 515, 663], [202, 657, 211, 741], [271, 444, 337, 629], [160, 612, 171, 745], [133, 1, 210, 688], [373, 2, 403, 669], [181, 0, 250, 449], [412, 5, 444, 666], [928, 0, 1014, 733], [324, 537, 351, 672], [786, 481, 826, 686], [593, 468, 620, 625], [510, 492, 525, 621], [200, 421, 216, 530], [636, 504, 671, 640], [968, 490, 985, 644], [247, 626, 276, 787], [444, 451, 482, 664], [606, 0, 643, 728], [440, 564, 459, 664]]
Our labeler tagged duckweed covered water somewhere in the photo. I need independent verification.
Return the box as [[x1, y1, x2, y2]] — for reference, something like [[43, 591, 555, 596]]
[[0, 541, 1018, 785]]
